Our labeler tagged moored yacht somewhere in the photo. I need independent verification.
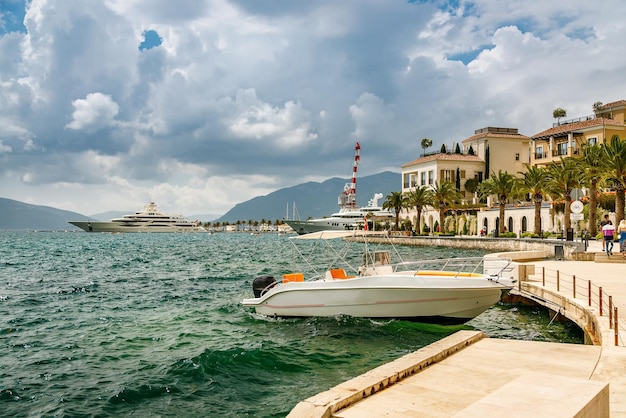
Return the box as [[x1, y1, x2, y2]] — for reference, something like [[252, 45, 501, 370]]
[[68, 202, 206, 233], [284, 142, 393, 235]]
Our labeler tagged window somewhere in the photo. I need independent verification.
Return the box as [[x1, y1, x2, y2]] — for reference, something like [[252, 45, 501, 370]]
[[440, 169, 455, 182], [588, 137, 597, 146], [421, 172, 426, 186], [428, 170, 434, 184], [460, 170, 466, 179], [515, 153, 520, 161], [557, 142, 567, 156], [536, 146, 544, 159], [403, 173, 410, 189]]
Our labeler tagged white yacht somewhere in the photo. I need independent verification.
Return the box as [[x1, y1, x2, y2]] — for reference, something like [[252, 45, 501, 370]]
[[285, 193, 393, 235], [68, 202, 206, 233]]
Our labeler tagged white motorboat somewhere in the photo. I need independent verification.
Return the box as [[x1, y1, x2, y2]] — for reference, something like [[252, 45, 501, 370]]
[[68, 202, 206, 233], [241, 230, 516, 324], [284, 142, 394, 235]]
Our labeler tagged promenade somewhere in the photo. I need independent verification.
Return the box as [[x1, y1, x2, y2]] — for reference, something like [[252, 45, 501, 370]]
[[288, 238, 626, 417]]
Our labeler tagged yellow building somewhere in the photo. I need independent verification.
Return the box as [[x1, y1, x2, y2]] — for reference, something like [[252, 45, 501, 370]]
[[402, 127, 530, 201], [530, 100, 626, 167]]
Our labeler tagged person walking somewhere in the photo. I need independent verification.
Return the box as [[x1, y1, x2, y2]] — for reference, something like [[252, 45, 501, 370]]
[[618, 219, 626, 258], [602, 220, 615, 256], [600, 214, 610, 251]]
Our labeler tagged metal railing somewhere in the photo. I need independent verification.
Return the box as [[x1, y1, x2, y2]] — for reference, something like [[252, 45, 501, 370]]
[[530, 266, 624, 346]]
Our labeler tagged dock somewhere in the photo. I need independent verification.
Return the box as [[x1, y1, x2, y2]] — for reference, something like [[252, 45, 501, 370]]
[[288, 240, 626, 417]]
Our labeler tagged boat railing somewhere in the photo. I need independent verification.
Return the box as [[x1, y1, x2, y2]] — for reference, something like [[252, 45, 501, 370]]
[[392, 257, 513, 278]]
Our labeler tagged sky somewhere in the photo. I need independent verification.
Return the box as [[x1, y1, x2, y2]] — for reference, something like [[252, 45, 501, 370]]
[[1, 0, 626, 217]]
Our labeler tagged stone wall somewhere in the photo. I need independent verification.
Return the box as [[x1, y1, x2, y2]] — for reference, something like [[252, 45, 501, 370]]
[[357, 235, 587, 261]]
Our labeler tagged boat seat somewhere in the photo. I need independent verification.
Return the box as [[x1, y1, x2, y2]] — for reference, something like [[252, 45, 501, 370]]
[[327, 268, 355, 280], [282, 272, 305, 283]]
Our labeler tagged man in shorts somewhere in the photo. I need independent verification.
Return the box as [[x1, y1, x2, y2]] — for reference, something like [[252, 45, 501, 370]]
[[602, 220, 615, 256]]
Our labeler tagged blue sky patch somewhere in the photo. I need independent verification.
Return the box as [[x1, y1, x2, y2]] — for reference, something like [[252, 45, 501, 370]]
[[139, 29, 162, 51], [448, 46, 492, 65], [0, 0, 26, 35]]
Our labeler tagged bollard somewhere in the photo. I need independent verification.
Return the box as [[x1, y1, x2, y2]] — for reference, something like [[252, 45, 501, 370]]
[[599, 287, 603, 316], [573, 275, 576, 298], [615, 307, 619, 347], [609, 296, 613, 329], [557, 270, 560, 292], [542, 267, 545, 286], [588, 280, 592, 306]]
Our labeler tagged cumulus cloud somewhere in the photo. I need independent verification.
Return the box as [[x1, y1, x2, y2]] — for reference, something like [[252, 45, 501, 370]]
[[1, 0, 626, 216], [66, 92, 120, 131]]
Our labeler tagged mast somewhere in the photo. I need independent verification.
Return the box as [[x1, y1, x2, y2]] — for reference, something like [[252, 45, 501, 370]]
[[338, 142, 360, 210]]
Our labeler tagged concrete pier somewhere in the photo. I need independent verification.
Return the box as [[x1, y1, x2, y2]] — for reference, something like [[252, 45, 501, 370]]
[[288, 239, 626, 417]]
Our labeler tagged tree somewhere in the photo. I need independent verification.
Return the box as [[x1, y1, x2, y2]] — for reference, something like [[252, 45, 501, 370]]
[[454, 143, 461, 154], [576, 143, 607, 236], [547, 157, 580, 232], [484, 146, 490, 180], [516, 165, 551, 235], [420, 138, 433, 156], [464, 178, 479, 195], [467, 145, 475, 155], [405, 186, 434, 234], [602, 135, 626, 226], [431, 181, 462, 233], [478, 170, 516, 234], [455, 167, 461, 190], [440, 143, 447, 153], [553, 108, 567, 125], [592, 101, 603, 112], [382, 191, 407, 230]]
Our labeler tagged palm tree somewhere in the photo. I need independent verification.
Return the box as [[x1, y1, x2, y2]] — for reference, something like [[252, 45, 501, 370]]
[[405, 186, 434, 234], [478, 170, 516, 234], [516, 165, 550, 235], [431, 181, 462, 233], [602, 135, 626, 226], [553, 108, 567, 125], [382, 191, 407, 230], [576, 143, 607, 236], [421, 138, 433, 156], [547, 157, 580, 232]]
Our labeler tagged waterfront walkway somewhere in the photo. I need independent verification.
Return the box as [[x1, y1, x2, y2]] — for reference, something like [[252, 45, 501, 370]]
[[288, 239, 626, 417]]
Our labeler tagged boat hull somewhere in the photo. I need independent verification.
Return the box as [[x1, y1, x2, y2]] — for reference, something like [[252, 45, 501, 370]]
[[284, 219, 353, 235], [68, 221, 206, 233], [242, 275, 507, 323]]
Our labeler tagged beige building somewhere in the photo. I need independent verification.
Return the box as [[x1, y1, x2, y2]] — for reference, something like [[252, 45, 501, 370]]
[[401, 127, 530, 232], [462, 127, 531, 176], [530, 100, 626, 167]]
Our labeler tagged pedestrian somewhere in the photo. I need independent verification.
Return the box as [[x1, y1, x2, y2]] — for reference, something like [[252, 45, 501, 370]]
[[600, 214, 610, 251], [618, 219, 626, 258], [602, 220, 615, 256]]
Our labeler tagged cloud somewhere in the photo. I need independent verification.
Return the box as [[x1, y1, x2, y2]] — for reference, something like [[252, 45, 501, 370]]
[[66, 92, 120, 131], [1, 0, 626, 216]]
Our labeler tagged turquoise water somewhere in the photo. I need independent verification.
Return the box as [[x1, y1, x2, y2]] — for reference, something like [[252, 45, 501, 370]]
[[0, 232, 582, 417]]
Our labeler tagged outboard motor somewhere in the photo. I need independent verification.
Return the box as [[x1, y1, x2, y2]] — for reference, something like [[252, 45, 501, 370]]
[[252, 275, 277, 298]]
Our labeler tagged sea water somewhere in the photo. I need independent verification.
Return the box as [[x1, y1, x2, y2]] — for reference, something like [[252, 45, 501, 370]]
[[0, 232, 582, 417]]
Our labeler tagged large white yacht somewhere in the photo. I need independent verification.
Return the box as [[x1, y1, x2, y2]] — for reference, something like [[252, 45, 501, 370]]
[[68, 202, 206, 233], [285, 193, 393, 235], [285, 142, 394, 235]]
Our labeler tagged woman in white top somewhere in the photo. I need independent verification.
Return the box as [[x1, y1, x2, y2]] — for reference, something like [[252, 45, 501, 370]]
[[617, 219, 626, 258]]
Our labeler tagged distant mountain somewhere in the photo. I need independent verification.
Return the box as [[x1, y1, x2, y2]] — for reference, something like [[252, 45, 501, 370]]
[[214, 171, 400, 223], [0, 198, 87, 231]]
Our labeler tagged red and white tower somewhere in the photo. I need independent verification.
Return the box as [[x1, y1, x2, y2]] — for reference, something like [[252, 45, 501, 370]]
[[338, 142, 360, 210]]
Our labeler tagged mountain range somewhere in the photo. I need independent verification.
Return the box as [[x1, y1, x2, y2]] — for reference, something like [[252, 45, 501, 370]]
[[0, 171, 399, 230]]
